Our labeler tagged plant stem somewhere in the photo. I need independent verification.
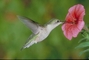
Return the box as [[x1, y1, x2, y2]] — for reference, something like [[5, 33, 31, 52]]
[[83, 25, 89, 32]]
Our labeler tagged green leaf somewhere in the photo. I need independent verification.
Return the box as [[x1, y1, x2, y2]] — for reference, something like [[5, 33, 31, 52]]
[[75, 42, 89, 49], [79, 49, 89, 56], [78, 38, 86, 43]]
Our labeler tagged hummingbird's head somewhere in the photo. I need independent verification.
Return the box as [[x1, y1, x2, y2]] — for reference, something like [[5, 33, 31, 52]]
[[46, 19, 63, 31], [49, 19, 63, 27]]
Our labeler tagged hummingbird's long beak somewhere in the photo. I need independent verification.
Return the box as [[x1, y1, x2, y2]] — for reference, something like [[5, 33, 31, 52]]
[[60, 21, 64, 24]]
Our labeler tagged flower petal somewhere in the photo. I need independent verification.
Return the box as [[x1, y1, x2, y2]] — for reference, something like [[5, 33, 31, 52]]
[[71, 25, 80, 37], [62, 23, 73, 40], [77, 20, 85, 31], [62, 4, 85, 40], [72, 20, 84, 37], [75, 4, 85, 20], [66, 4, 85, 21]]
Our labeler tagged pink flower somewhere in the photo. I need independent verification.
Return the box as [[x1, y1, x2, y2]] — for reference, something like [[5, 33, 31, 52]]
[[62, 4, 85, 40]]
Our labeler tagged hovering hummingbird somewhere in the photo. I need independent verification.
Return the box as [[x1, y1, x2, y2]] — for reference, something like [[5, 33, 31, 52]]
[[17, 16, 63, 50]]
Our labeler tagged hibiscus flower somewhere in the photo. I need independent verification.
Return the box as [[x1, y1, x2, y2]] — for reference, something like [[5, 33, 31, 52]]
[[62, 4, 85, 40]]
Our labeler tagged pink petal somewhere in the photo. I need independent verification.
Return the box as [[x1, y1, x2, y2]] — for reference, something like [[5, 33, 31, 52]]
[[77, 20, 85, 31], [66, 4, 85, 21], [68, 5, 76, 14], [62, 4, 85, 40], [62, 24, 73, 40], [66, 27, 73, 40], [71, 25, 80, 37], [79, 11, 85, 20], [72, 21, 84, 37], [66, 13, 74, 22], [65, 6, 75, 21], [75, 4, 85, 20]]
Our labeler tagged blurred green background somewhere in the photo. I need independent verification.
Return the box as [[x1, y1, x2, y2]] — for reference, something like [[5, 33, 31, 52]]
[[0, 0, 89, 59]]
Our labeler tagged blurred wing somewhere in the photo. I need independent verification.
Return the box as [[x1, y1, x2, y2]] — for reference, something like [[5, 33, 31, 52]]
[[21, 33, 38, 50], [17, 15, 40, 34]]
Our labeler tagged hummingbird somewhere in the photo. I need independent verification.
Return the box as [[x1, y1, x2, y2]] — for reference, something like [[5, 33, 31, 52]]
[[17, 16, 63, 50]]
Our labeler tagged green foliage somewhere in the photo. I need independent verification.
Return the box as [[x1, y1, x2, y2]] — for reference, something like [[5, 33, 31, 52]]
[[75, 42, 89, 49], [79, 49, 89, 56], [75, 27, 89, 56]]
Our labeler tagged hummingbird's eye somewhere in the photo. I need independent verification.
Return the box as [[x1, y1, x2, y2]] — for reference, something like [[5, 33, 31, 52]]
[[56, 20, 59, 23]]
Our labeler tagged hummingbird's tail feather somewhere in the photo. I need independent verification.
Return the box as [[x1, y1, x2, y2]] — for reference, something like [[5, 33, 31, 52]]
[[21, 40, 37, 50], [21, 33, 39, 50]]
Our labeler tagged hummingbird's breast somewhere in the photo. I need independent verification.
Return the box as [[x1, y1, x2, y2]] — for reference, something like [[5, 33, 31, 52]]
[[37, 27, 50, 42]]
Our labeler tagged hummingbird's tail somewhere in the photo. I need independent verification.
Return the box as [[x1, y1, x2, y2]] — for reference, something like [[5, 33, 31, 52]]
[[21, 40, 37, 50], [20, 33, 38, 50]]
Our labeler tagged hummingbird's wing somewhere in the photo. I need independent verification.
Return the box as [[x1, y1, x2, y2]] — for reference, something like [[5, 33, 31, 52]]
[[17, 15, 40, 34], [21, 33, 39, 50]]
